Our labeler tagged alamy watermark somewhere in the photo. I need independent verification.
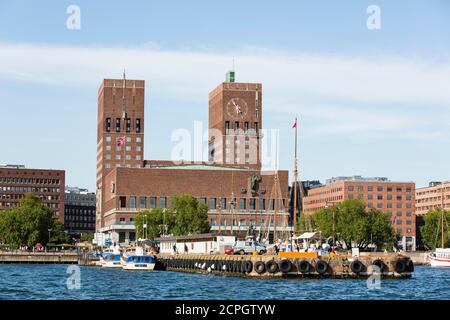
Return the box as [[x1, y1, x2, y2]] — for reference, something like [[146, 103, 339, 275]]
[[66, 265, 81, 290], [170, 121, 280, 173], [66, 5, 81, 30], [366, 5, 381, 30]]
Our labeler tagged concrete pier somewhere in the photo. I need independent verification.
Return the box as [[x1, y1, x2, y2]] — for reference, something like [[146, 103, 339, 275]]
[[155, 253, 414, 279], [0, 252, 79, 264]]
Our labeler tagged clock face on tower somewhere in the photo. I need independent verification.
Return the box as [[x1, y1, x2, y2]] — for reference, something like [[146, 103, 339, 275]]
[[226, 97, 248, 119]]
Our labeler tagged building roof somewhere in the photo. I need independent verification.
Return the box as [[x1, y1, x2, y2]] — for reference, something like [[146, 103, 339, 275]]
[[326, 176, 389, 184], [155, 233, 233, 242]]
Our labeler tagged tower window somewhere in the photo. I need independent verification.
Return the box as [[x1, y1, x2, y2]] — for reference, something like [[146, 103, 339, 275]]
[[244, 122, 249, 133], [254, 122, 258, 134], [234, 121, 239, 134], [126, 118, 131, 132], [225, 121, 230, 135], [106, 117, 111, 132], [115, 118, 121, 132], [136, 119, 141, 133]]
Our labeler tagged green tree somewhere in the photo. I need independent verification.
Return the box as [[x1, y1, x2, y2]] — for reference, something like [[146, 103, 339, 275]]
[[133, 194, 210, 239], [50, 220, 70, 244], [312, 199, 394, 250], [80, 232, 95, 242], [420, 208, 450, 250], [0, 193, 69, 247], [170, 195, 210, 236], [296, 212, 316, 233], [134, 208, 175, 240]]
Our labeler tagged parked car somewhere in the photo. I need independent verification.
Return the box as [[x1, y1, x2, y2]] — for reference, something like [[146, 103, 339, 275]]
[[232, 240, 266, 255], [224, 248, 234, 255]]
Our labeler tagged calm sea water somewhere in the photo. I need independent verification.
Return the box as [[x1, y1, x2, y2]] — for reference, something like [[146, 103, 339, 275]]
[[0, 265, 449, 300]]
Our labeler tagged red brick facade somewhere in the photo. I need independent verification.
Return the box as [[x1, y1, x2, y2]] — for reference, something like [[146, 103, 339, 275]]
[[0, 166, 65, 222], [303, 180, 416, 238]]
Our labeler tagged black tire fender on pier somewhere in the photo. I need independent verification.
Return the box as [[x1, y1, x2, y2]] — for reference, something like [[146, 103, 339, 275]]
[[350, 260, 365, 274], [406, 259, 414, 272], [279, 259, 292, 273], [266, 260, 279, 274], [394, 259, 406, 273], [315, 259, 329, 274], [254, 261, 266, 274], [243, 260, 253, 273], [297, 260, 311, 274], [372, 259, 385, 273]]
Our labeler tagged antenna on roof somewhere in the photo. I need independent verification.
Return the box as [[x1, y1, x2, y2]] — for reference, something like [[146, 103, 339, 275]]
[[122, 69, 127, 120]]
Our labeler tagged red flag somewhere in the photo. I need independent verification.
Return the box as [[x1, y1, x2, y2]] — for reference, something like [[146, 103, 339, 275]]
[[116, 136, 125, 147], [292, 117, 297, 128]]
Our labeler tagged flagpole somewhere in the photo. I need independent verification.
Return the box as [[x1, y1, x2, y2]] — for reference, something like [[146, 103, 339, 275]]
[[292, 116, 298, 235]]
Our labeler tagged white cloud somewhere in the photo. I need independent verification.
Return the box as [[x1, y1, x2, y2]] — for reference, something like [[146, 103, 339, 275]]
[[0, 42, 449, 139]]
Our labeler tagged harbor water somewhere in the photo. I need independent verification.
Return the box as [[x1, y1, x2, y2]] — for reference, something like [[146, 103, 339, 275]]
[[0, 265, 449, 300]]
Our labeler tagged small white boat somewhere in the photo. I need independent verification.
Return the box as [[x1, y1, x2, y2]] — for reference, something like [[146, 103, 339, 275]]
[[100, 253, 123, 268], [121, 246, 156, 271], [428, 248, 450, 268], [121, 255, 156, 271]]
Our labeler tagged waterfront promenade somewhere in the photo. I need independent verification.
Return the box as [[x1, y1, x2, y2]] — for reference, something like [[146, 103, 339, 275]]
[[0, 250, 79, 264]]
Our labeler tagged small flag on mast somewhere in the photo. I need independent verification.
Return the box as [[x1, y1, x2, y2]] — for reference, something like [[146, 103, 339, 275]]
[[292, 116, 297, 128], [116, 136, 126, 147]]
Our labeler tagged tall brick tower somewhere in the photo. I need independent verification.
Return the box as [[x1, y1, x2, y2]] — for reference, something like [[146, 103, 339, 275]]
[[96, 74, 145, 230], [208, 71, 262, 170]]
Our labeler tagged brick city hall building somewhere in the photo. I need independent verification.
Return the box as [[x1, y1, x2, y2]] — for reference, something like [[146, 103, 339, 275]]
[[95, 72, 291, 245]]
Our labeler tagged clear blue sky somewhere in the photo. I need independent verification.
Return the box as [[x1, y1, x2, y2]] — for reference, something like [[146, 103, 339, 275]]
[[0, 0, 449, 191]]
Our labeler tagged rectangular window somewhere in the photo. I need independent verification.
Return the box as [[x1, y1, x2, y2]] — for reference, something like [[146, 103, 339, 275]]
[[136, 155, 142, 160], [160, 197, 167, 208], [249, 198, 256, 210], [387, 187, 392, 192], [209, 198, 217, 209], [126, 118, 131, 132], [406, 187, 411, 192], [377, 195, 383, 200], [106, 117, 111, 132], [377, 203, 383, 208], [348, 186, 354, 191], [234, 121, 239, 134], [136, 146, 142, 151], [269, 199, 274, 210], [130, 197, 136, 209], [136, 119, 141, 133], [115, 118, 121, 132], [225, 121, 230, 135], [239, 198, 246, 210], [368, 186, 373, 192], [119, 196, 126, 208], [387, 195, 392, 200], [221, 198, 226, 210], [150, 197, 156, 208], [140, 197, 146, 209], [259, 198, 266, 210], [136, 137, 142, 143], [377, 186, 383, 192], [368, 194, 373, 200], [244, 122, 249, 133], [254, 122, 258, 133], [106, 136, 111, 142]]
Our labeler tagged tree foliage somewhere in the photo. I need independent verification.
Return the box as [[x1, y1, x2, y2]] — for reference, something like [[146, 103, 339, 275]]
[[310, 199, 395, 250], [0, 193, 69, 247], [420, 208, 450, 250], [134, 194, 210, 240]]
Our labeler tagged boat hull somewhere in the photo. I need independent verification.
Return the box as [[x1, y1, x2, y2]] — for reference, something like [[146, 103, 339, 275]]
[[122, 262, 155, 271], [428, 255, 450, 268], [101, 261, 123, 268]]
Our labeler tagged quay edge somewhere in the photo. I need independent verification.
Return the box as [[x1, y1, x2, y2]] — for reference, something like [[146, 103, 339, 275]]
[[154, 253, 415, 279]]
